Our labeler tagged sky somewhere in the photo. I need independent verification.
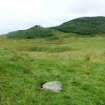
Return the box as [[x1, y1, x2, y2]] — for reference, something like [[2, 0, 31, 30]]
[[0, 0, 105, 34]]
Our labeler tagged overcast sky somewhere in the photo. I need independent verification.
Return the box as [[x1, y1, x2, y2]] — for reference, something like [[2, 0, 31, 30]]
[[0, 0, 105, 34]]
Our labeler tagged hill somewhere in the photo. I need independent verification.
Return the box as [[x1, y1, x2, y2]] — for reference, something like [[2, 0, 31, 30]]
[[1, 16, 105, 105], [7, 16, 105, 38], [54, 16, 105, 35], [7, 25, 59, 39]]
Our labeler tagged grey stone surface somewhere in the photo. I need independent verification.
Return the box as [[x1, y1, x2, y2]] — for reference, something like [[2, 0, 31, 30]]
[[42, 81, 62, 92]]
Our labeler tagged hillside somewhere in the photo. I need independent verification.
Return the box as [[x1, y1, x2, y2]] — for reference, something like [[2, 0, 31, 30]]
[[1, 16, 105, 105], [7, 25, 58, 39], [7, 16, 105, 38], [55, 16, 105, 35]]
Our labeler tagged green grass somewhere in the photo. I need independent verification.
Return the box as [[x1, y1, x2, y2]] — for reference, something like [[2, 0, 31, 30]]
[[1, 35, 105, 105]]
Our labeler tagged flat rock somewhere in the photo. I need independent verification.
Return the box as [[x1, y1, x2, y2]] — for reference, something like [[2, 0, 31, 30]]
[[42, 81, 62, 92]]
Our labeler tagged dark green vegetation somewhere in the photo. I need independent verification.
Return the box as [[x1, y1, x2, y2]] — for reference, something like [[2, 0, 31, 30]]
[[55, 16, 105, 35], [7, 16, 105, 39], [8, 25, 59, 39], [0, 36, 105, 105]]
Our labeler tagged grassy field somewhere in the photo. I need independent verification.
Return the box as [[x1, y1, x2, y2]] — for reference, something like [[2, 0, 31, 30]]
[[0, 35, 105, 105]]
